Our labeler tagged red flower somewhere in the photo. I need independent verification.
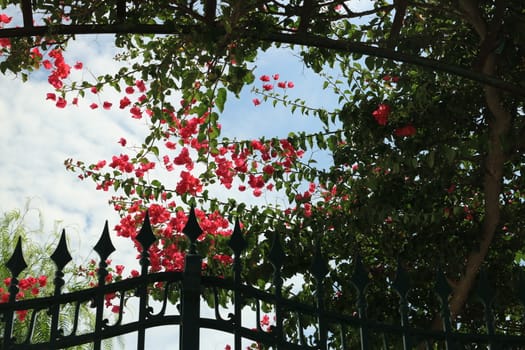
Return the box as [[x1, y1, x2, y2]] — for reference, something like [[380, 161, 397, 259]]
[[372, 103, 390, 126], [135, 80, 147, 92], [263, 164, 275, 175], [115, 265, 125, 275], [74, 61, 83, 70], [272, 74, 279, 80], [262, 84, 273, 91], [125, 86, 135, 94], [103, 101, 112, 110], [252, 98, 261, 106], [130, 106, 142, 119], [16, 310, 28, 321], [259, 75, 270, 82], [287, 81, 294, 88], [90, 103, 98, 109], [90, 86, 98, 94], [119, 96, 131, 109], [42, 60, 53, 69], [0, 14, 12, 24], [46, 93, 56, 101], [38, 276, 47, 287], [118, 137, 127, 146], [56, 98, 67, 108], [277, 81, 286, 89], [394, 124, 416, 137]]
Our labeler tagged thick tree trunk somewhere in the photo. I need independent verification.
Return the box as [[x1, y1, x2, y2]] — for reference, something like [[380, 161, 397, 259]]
[[431, 0, 511, 330]]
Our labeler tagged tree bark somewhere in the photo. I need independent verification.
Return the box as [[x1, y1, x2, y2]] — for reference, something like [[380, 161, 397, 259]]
[[431, 0, 511, 330]]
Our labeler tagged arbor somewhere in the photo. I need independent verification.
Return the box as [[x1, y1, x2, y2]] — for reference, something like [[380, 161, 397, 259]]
[[0, 0, 524, 344]]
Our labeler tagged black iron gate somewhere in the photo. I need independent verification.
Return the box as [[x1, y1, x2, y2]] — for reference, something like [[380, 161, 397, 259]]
[[1, 208, 525, 350]]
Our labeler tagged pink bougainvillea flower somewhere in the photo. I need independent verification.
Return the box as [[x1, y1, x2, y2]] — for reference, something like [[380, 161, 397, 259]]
[[252, 98, 261, 106], [56, 97, 67, 108], [38, 275, 47, 287], [394, 124, 416, 137], [277, 81, 286, 89], [259, 75, 270, 82], [46, 93, 56, 101], [262, 84, 273, 91], [42, 60, 53, 69], [90, 86, 98, 94], [118, 137, 127, 146], [119, 96, 131, 109], [90, 103, 98, 109], [272, 74, 279, 80], [287, 81, 294, 88], [74, 61, 83, 69], [372, 103, 391, 126], [0, 14, 12, 24], [103, 101, 112, 110], [125, 86, 134, 94], [135, 80, 146, 92]]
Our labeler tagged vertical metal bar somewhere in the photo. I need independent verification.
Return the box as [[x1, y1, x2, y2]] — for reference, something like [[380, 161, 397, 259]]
[[311, 244, 328, 350], [137, 254, 149, 350], [399, 295, 411, 350], [229, 219, 246, 350], [2, 276, 19, 349], [233, 258, 242, 350], [180, 254, 202, 350], [356, 292, 369, 350], [49, 231, 72, 350], [350, 257, 370, 350], [93, 259, 109, 350], [20, 0, 34, 28], [269, 232, 285, 350], [135, 212, 157, 350]]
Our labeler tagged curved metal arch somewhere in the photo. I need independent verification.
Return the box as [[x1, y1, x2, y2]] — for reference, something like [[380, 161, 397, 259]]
[[0, 2, 523, 97]]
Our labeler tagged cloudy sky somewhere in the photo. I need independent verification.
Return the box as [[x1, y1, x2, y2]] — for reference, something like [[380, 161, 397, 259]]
[[0, 32, 336, 350]]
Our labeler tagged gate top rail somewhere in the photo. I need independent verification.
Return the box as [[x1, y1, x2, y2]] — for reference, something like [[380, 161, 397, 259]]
[[1, 207, 525, 349]]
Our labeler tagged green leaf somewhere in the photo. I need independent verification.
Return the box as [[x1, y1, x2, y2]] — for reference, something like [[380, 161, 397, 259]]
[[216, 87, 227, 113]]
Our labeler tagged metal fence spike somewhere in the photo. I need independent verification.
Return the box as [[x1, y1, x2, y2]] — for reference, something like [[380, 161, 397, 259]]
[[93, 220, 116, 262], [50, 230, 72, 271], [228, 219, 246, 257], [350, 256, 370, 294], [183, 207, 203, 254], [311, 243, 328, 282], [435, 268, 452, 303], [392, 260, 410, 298], [6, 236, 27, 278], [136, 210, 157, 252], [268, 232, 285, 271], [475, 269, 495, 307]]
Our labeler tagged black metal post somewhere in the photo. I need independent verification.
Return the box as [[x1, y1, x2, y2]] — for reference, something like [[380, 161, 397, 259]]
[[180, 253, 202, 350]]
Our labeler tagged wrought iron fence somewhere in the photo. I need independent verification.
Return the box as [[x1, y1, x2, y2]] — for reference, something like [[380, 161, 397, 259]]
[[1, 208, 524, 350]]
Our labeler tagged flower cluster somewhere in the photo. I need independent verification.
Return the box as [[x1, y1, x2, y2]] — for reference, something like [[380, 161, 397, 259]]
[[0, 275, 48, 321], [372, 103, 390, 126], [253, 74, 294, 106]]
